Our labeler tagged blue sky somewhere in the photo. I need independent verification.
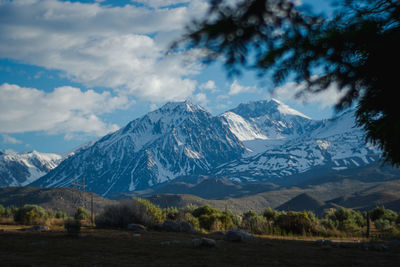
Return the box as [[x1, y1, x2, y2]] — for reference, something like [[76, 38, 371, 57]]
[[0, 0, 341, 154]]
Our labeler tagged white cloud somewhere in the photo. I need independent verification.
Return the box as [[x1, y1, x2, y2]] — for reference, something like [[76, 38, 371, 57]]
[[0, 0, 209, 102], [272, 78, 347, 109], [133, 0, 190, 8], [199, 80, 218, 93], [0, 83, 126, 137], [1, 134, 22, 145], [228, 80, 258, 95], [193, 93, 209, 106]]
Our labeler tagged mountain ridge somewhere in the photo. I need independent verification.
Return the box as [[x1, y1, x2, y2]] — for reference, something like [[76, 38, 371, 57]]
[[30, 99, 383, 197], [0, 150, 62, 187]]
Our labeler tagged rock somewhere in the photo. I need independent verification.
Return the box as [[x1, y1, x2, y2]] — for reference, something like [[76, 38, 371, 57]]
[[192, 238, 216, 248], [26, 225, 50, 231], [127, 223, 146, 231], [225, 228, 253, 242], [132, 234, 141, 238], [162, 220, 196, 233], [315, 240, 324, 246]]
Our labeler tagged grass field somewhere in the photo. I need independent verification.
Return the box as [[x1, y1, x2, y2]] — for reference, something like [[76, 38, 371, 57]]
[[0, 225, 399, 266]]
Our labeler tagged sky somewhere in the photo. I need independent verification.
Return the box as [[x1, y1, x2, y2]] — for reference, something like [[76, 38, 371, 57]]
[[0, 0, 340, 154]]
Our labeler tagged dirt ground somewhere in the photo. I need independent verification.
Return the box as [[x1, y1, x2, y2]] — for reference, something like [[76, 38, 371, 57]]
[[0, 225, 399, 266]]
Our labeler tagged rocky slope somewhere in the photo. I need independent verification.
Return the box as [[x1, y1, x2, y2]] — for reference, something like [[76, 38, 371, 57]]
[[0, 150, 61, 187], [33, 99, 382, 197]]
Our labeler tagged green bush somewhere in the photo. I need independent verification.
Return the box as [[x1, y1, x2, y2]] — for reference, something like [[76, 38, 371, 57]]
[[192, 205, 215, 218], [322, 208, 365, 234], [192, 205, 233, 231], [135, 197, 164, 224], [276, 211, 319, 235], [263, 207, 279, 222], [180, 212, 200, 231], [369, 207, 398, 231], [164, 207, 179, 220], [14, 204, 49, 225], [0, 204, 5, 217], [55, 211, 68, 219], [95, 198, 163, 228], [242, 210, 270, 235], [74, 207, 91, 221]]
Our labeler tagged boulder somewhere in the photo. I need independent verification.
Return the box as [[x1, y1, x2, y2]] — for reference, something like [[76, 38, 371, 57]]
[[127, 223, 146, 231], [225, 228, 253, 242]]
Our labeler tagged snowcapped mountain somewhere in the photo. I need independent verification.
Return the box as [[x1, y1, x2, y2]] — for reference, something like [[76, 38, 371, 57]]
[[0, 150, 62, 187], [216, 107, 380, 182], [222, 99, 312, 140], [32, 101, 245, 196], [32, 99, 381, 197]]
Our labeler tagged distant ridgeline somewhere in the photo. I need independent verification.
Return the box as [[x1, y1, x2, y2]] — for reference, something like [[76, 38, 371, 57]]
[[29, 99, 385, 197]]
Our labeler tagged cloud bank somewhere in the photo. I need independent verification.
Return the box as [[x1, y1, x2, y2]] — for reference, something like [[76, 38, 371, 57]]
[[0, 83, 125, 138], [0, 0, 209, 102]]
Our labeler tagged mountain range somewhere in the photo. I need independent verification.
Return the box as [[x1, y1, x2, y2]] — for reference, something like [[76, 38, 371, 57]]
[[27, 98, 382, 197], [0, 150, 61, 187]]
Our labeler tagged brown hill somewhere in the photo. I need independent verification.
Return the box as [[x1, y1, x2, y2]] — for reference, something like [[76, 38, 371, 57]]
[[0, 186, 117, 215]]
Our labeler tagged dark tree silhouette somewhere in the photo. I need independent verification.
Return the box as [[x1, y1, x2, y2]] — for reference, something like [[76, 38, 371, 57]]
[[177, 0, 400, 166]]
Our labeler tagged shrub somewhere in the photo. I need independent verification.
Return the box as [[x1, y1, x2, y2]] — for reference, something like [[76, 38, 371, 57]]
[[192, 205, 215, 218], [263, 207, 279, 222], [55, 211, 68, 219], [0, 204, 5, 217], [322, 208, 365, 234], [74, 207, 91, 221], [3, 207, 18, 218], [192, 205, 233, 231], [276, 211, 319, 235], [242, 210, 270, 235], [64, 219, 82, 234], [135, 197, 164, 224], [14, 204, 49, 225], [95, 198, 163, 228], [180, 212, 200, 231], [370, 207, 398, 231], [164, 207, 179, 220]]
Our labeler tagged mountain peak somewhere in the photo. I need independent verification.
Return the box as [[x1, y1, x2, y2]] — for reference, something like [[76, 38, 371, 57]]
[[233, 99, 311, 120], [159, 100, 206, 114]]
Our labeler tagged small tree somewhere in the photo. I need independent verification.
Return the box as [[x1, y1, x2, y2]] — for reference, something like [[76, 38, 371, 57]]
[[242, 210, 269, 234], [0, 204, 5, 217], [14, 204, 49, 225], [74, 207, 90, 221]]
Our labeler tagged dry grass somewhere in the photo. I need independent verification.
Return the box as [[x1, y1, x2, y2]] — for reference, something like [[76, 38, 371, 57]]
[[0, 225, 399, 266], [0, 217, 15, 225]]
